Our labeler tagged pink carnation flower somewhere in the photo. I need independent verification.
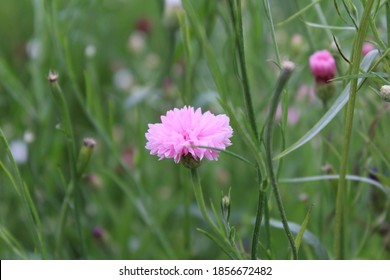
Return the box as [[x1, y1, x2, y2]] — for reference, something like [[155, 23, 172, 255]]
[[145, 106, 233, 164], [309, 50, 336, 84]]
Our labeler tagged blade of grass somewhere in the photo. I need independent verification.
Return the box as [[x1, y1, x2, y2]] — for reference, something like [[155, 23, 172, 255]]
[[277, 0, 322, 27], [269, 219, 329, 259], [0, 129, 46, 259], [295, 204, 314, 256], [0, 226, 28, 259], [304, 21, 356, 30], [280, 175, 390, 198]]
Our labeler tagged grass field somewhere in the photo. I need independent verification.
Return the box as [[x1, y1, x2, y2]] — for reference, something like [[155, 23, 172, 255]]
[[0, 0, 390, 260]]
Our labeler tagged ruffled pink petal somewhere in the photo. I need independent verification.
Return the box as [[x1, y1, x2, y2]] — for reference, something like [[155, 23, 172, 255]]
[[145, 106, 233, 163]]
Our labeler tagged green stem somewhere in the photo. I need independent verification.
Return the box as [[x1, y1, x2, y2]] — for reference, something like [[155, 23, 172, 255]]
[[50, 80, 85, 258], [264, 63, 297, 260], [228, 0, 258, 138], [334, 0, 375, 260], [387, 1, 390, 47], [182, 170, 191, 254], [55, 179, 74, 258], [228, 0, 269, 260], [251, 173, 266, 259], [191, 169, 220, 233], [190, 168, 242, 259], [262, 0, 281, 64]]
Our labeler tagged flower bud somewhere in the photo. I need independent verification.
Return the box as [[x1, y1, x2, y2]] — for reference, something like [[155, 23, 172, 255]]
[[380, 85, 390, 102], [291, 34, 305, 55], [309, 50, 336, 84], [76, 138, 96, 175], [221, 194, 231, 222], [47, 70, 59, 83], [164, 0, 183, 31], [281, 60, 295, 73], [362, 42, 375, 57], [309, 50, 337, 105]]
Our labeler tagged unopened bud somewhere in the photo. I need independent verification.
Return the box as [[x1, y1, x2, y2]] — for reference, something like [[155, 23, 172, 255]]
[[48, 70, 59, 83], [362, 42, 375, 57], [380, 85, 390, 102], [221, 194, 231, 222], [77, 138, 96, 175], [309, 50, 336, 84], [164, 0, 183, 31], [291, 34, 306, 56], [281, 60, 295, 73]]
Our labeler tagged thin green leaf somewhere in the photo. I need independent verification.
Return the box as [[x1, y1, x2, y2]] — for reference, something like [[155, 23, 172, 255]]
[[0, 129, 46, 259], [304, 21, 356, 30], [330, 72, 388, 82], [196, 228, 238, 259], [340, 0, 358, 29], [182, 0, 228, 99], [194, 145, 254, 166], [277, 0, 322, 27], [332, 34, 351, 64], [0, 161, 21, 195], [219, 99, 267, 175], [269, 219, 329, 259], [0, 58, 37, 117], [0, 226, 28, 259], [210, 200, 226, 235], [295, 204, 314, 254], [280, 174, 390, 198], [274, 49, 379, 160]]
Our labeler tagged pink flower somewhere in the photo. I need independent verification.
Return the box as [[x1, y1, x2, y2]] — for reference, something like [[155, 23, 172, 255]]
[[362, 42, 375, 56], [145, 106, 233, 164], [309, 50, 336, 84]]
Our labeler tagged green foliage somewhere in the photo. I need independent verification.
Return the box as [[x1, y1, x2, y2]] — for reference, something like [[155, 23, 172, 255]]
[[0, 0, 389, 260]]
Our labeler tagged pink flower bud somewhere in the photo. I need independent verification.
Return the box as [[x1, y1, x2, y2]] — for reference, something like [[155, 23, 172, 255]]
[[309, 50, 336, 84], [362, 42, 375, 57]]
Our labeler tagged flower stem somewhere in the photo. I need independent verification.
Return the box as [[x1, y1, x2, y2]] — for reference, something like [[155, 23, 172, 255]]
[[264, 62, 297, 259], [190, 168, 242, 259], [190, 168, 219, 233], [334, 0, 374, 260]]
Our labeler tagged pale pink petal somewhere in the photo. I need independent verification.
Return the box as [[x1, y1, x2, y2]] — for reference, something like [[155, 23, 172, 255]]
[[145, 106, 233, 164]]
